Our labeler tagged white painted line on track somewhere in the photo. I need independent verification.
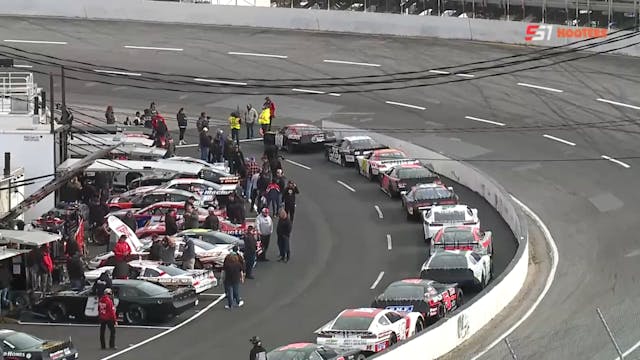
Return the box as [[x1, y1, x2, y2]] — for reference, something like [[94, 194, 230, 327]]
[[100, 294, 226, 360], [327, 93, 342, 97], [386, 234, 392, 250], [4, 39, 67, 45], [464, 116, 506, 127], [18, 321, 171, 330], [285, 159, 311, 170], [323, 59, 381, 67], [175, 144, 198, 149], [615, 339, 640, 360], [542, 134, 576, 146], [517, 82, 564, 93], [596, 98, 640, 111], [94, 69, 142, 77], [601, 155, 631, 169], [374, 205, 384, 219], [370, 271, 385, 289], [429, 70, 450, 75], [240, 137, 263, 143], [227, 51, 288, 59], [194, 78, 248, 86], [337, 180, 356, 192], [13, 64, 33, 68], [123, 45, 183, 52], [292, 88, 325, 94], [385, 101, 426, 111], [471, 195, 558, 360], [456, 73, 475, 78], [199, 293, 226, 297]]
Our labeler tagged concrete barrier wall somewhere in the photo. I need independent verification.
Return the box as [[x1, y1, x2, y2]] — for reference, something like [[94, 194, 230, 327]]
[[323, 121, 529, 360], [2, 0, 639, 57]]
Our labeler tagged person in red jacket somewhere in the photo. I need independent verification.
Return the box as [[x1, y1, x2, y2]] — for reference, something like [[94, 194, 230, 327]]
[[98, 288, 117, 350], [112, 235, 131, 279], [41, 245, 54, 293]]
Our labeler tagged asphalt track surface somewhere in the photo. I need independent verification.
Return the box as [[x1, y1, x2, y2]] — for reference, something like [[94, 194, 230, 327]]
[[0, 16, 639, 360]]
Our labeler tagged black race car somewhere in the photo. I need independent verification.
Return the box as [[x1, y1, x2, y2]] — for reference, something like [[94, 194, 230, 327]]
[[0, 329, 79, 360], [401, 183, 458, 220], [268, 343, 365, 360], [371, 279, 463, 324], [129, 168, 239, 190], [325, 135, 387, 167], [379, 163, 441, 198], [275, 123, 336, 152], [33, 279, 198, 325]]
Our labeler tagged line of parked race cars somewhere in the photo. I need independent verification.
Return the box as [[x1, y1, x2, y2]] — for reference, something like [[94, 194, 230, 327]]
[[11, 125, 497, 360]]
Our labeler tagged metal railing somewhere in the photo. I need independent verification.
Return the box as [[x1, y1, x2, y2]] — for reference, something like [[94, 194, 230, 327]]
[[0, 72, 36, 115]]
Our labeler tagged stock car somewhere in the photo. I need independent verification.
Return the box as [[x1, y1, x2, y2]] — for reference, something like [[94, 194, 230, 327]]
[[275, 123, 337, 152], [315, 308, 424, 354], [356, 148, 419, 180], [84, 260, 217, 294], [268, 343, 366, 360], [160, 178, 238, 204], [33, 279, 198, 324], [380, 164, 441, 198], [0, 329, 79, 360], [371, 279, 463, 323], [176, 229, 261, 252], [109, 201, 210, 229], [325, 135, 387, 167], [401, 183, 458, 220], [420, 250, 492, 291], [129, 166, 240, 190], [423, 204, 479, 242], [136, 217, 253, 239], [107, 188, 203, 211], [429, 225, 493, 256]]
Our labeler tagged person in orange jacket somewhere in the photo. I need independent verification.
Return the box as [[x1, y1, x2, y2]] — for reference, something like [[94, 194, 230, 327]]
[[112, 235, 131, 279], [98, 288, 117, 350]]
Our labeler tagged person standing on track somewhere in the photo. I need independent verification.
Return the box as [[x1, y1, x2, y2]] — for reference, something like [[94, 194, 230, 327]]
[[243, 225, 257, 279], [258, 105, 271, 135], [282, 180, 299, 222], [98, 288, 117, 350], [199, 127, 210, 162], [177, 107, 188, 145], [265, 180, 281, 215], [203, 207, 220, 231], [112, 235, 131, 280], [165, 209, 178, 236], [245, 157, 261, 201], [229, 111, 241, 146], [276, 209, 292, 263], [196, 112, 208, 132], [222, 246, 245, 309], [182, 237, 196, 270], [256, 208, 273, 261], [263, 97, 276, 131], [245, 104, 258, 139]]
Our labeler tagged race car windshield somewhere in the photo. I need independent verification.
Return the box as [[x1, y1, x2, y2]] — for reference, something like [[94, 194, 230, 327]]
[[157, 265, 188, 276], [351, 138, 378, 148], [4, 332, 44, 350], [379, 152, 405, 159], [429, 254, 468, 269], [412, 187, 452, 200], [135, 281, 170, 296], [331, 316, 373, 330], [269, 348, 320, 360], [383, 284, 424, 299], [442, 229, 475, 243], [434, 211, 467, 223], [298, 126, 322, 135], [398, 168, 434, 179]]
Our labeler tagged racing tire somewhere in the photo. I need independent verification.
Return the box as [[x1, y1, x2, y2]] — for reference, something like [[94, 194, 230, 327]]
[[456, 290, 464, 307], [125, 305, 147, 324], [478, 273, 487, 291], [340, 156, 346, 167], [125, 172, 142, 185], [47, 302, 67, 322], [437, 305, 446, 319], [356, 355, 366, 360], [389, 333, 398, 346], [415, 318, 425, 333]]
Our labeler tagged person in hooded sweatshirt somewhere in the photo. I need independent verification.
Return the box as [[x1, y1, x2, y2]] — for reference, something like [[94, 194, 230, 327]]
[[93, 271, 113, 296], [98, 288, 117, 350]]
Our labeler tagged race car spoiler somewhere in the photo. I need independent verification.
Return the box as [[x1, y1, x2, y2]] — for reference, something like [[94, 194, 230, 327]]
[[316, 329, 377, 337], [416, 198, 458, 210], [379, 158, 419, 165]]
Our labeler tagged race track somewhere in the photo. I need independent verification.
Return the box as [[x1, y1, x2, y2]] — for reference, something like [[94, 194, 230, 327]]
[[0, 16, 639, 360]]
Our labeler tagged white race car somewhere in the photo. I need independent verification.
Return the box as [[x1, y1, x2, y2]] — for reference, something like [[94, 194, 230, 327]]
[[84, 260, 217, 294], [420, 250, 491, 291], [315, 308, 424, 354], [422, 204, 479, 242], [355, 148, 419, 180]]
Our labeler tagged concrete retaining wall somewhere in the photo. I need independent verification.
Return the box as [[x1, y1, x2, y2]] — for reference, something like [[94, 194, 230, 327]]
[[323, 121, 529, 360], [2, 0, 639, 57]]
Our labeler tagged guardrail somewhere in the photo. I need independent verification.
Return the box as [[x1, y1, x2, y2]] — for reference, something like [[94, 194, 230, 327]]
[[2, 0, 638, 57], [323, 121, 529, 360]]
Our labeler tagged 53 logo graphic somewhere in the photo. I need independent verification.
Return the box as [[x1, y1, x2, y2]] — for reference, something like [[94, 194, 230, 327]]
[[525, 24, 554, 41]]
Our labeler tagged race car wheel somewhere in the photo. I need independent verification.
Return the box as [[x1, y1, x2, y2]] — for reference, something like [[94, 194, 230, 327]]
[[125, 305, 147, 324], [356, 355, 367, 360], [340, 156, 346, 167], [389, 333, 398, 346], [456, 290, 464, 307], [415, 318, 425, 333], [437, 305, 446, 319], [47, 302, 67, 322]]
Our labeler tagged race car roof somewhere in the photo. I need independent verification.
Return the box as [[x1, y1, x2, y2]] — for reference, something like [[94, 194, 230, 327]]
[[0, 229, 62, 246], [343, 135, 373, 141], [58, 158, 204, 175], [341, 308, 384, 318]]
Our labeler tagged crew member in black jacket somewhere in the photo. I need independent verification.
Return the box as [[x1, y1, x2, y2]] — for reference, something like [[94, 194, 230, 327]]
[[249, 336, 267, 360], [282, 180, 299, 222], [276, 209, 292, 263]]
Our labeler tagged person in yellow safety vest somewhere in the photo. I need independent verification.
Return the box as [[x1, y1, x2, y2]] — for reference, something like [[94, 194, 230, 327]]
[[229, 112, 241, 146], [258, 106, 271, 136]]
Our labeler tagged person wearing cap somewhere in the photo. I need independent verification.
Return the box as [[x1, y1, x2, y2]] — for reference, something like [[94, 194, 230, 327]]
[[249, 336, 267, 360], [243, 225, 258, 279], [222, 245, 245, 309], [98, 287, 117, 350], [255, 207, 273, 261], [203, 207, 220, 231], [263, 97, 276, 131], [199, 127, 210, 161], [228, 111, 241, 146], [112, 235, 131, 279]]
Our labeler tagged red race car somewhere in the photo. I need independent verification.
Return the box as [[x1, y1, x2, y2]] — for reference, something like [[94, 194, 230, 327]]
[[108, 201, 215, 229], [430, 225, 493, 256], [379, 164, 441, 198]]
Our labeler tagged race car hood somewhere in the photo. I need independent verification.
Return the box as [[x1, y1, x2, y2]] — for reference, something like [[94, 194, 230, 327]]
[[108, 215, 144, 251], [107, 208, 141, 218], [25, 339, 77, 357]]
